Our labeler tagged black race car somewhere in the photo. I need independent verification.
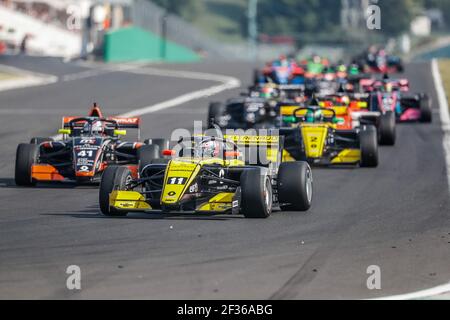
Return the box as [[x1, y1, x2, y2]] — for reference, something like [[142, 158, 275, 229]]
[[15, 104, 160, 186], [207, 96, 279, 130]]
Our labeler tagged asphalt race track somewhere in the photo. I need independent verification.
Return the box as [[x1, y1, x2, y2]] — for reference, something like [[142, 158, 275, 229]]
[[0, 57, 449, 299]]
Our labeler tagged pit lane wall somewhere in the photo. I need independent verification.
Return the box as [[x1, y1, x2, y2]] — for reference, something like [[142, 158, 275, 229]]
[[103, 26, 200, 63]]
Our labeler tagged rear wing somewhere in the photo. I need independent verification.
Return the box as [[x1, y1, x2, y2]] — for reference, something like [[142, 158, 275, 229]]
[[108, 117, 141, 129], [223, 133, 283, 166], [390, 79, 409, 92], [189, 133, 282, 166], [223, 134, 280, 147], [62, 116, 140, 129], [277, 84, 306, 99]]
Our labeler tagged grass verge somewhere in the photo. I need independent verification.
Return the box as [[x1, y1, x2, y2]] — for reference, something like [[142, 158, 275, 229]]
[[0, 71, 18, 81], [439, 59, 450, 104]]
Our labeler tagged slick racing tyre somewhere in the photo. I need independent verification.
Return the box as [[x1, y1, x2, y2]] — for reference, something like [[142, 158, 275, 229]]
[[378, 111, 396, 146], [15, 143, 39, 186], [419, 94, 432, 123], [240, 168, 272, 218], [207, 102, 226, 128], [30, 137, 54, 144], [99, 166, 131, 217], [138, 144, 160, 173], [360, 125, 378, 168], [277, 162, 313, 211]]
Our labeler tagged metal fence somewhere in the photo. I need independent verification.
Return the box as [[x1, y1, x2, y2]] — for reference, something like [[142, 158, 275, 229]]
[[132, 0, 313, 62], [131, 0, 242, 60]]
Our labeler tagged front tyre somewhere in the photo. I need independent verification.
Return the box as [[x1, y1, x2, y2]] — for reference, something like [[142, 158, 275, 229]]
[[99, 166, 131, 216], [378, 111, 396, 146], [419, 94, 432, 123], [277, 162, 313, 211], [15, 143, 39, 186], [240, 168, 272, 218], [360, 125, 378, 168]]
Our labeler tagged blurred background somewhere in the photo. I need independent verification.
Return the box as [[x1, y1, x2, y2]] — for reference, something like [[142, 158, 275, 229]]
[[0, 0, 450, 63]]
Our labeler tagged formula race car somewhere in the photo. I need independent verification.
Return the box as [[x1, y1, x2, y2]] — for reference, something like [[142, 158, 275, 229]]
[[254, 56, 305, 85], [317, 93, 396, 145], [15, 104, 160, 186], [280, 106, 378, 167], [354, 47, 404, 74], [207, 96, 279, 130], [366, 80, 432, 123], [99, 134, 313, 218]]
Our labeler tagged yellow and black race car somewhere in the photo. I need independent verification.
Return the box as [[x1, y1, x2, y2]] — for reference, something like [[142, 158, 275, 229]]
[[99, 134, 313, 218], [279, 105, 378, 167]]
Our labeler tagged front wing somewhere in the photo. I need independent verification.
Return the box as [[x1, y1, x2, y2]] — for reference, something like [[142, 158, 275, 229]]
[[109, 191, 239, 214]]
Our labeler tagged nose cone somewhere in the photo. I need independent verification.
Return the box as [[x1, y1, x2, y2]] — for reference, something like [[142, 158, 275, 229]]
[[73, 137, 103, 177]]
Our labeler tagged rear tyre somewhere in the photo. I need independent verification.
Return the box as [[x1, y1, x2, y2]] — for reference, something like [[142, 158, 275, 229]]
[[207, 102, 226, 128], [378, 111, 396, 146], [138, 145, 160, 173], [240, 168, 272, 218], [30, 137, 53, 144], [419, 94, 432, 123], [360, 125, 378, 168], [15, 143, 39, 186], [99, 166, 131, 216], [277, 162, 313, 211]]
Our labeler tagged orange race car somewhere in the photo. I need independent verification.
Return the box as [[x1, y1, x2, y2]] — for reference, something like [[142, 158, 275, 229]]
[[317, 93, 396, 146], [15, 103, 161, 186]]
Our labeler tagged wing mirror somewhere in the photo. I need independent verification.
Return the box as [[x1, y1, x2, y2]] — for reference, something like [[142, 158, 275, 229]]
[[114, 129, 127, 136], [333, 117, 345, 124], [162, 149, 175, 156], [58, 128, 71, 135], [282, 116, 297, 123]]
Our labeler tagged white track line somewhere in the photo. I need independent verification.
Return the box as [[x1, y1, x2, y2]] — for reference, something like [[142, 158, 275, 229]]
[[120, 76, 240, 117], [0, 64, 58, 92], [375, 59, 450, 300], [70, 62, 242, 117], [374, 282, 450, 300]]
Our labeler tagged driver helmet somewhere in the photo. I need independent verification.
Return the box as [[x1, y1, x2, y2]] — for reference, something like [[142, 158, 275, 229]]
[[279, 54, 289, 67], [305, 109, 322, 123], [260, 85, 276, 99], [337, 64, 347, 73], [200, 140, 221, 158], [336, 94, 350, 105], [312, 55, 321, 64], [385, 82, 393, 93], [91, 121, 105, 135]]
